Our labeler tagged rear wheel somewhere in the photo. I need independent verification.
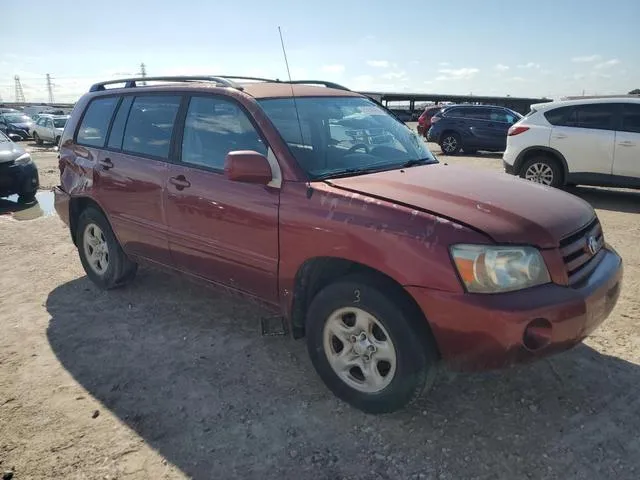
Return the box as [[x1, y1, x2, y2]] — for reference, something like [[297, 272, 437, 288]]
[[18, 190, 36, 203], [439, 133, 461, 155], [520, 156, 563, 188], [76, 207, 138, 289], [33, 132, 42, 146], [306, 275, 438, 414]]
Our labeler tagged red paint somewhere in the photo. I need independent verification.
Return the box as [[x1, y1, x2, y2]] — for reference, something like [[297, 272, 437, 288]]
[[55, 82, 623, 372]]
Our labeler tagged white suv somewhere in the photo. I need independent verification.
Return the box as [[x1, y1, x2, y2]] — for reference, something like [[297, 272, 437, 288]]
[[503, 97, 640, 188]]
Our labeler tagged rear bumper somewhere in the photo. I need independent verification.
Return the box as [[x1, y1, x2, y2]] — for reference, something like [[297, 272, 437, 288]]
[[406, 246, 623, 371], [503, 160, 515, 175], [0, 161, 39, 197], [53, 186, 71, 226]]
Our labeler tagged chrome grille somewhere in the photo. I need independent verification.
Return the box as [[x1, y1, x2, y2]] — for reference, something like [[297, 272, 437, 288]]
[[560, 218, 604, 285]]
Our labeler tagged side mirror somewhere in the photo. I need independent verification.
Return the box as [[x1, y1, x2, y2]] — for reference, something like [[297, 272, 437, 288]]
[[224, 150, 272, 185]]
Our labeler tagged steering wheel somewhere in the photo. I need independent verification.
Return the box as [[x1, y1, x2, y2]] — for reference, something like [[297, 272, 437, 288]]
[[346, 143, 370, 155]]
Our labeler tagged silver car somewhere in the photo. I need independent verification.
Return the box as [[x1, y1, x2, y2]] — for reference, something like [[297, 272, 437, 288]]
[[32, 115, 69, 146]]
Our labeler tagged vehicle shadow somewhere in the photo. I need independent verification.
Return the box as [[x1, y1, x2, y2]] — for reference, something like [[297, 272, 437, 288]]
[[565, 186, 640, 214], [46, 271, 640, 479]]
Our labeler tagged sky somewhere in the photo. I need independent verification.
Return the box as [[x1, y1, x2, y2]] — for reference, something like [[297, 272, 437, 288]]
[[1, 0, 638, 103]]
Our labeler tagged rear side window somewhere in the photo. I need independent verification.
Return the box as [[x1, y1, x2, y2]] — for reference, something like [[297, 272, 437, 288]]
[[620, 103, 640, 134], [567, 104, 615, 130], [181, 96, 267, 170], [76, 97, 118, 147], [543, 106, 572, 126], [122, 96, 181, 159], [107, 96, 134, 149], [444, 107, 465, 118]]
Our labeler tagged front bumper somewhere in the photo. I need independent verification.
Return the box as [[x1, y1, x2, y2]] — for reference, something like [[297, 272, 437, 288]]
[[7, 128, 31, 140], [0, 161, 39, 197], [406, 246, 623, 371]]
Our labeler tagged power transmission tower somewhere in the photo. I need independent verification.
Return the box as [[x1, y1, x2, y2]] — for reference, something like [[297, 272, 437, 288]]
[[46, 73, 55, 103], [140, 63, 147, 85], [14, 75, 25, 103]]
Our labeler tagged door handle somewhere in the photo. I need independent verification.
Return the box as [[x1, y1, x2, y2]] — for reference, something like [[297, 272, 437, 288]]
[[618, 141, 635, 147], [99, 158, 114, 170], [169, 175, 191, 190], [552, 134, 568, 139]]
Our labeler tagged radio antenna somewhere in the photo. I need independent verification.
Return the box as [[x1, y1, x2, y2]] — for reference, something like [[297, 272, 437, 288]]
[[278, 26, 306, 149]]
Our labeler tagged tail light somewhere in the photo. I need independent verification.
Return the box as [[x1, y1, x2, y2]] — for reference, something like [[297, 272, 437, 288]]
[[508, 125, 530, 136], [418, 113, 426, 125]]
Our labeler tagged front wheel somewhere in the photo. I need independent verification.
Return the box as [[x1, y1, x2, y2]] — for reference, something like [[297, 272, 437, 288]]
[[33, 132, 42, 146], [76, 207, 138, 289], [439, 133, 461, 155], [306, 275, 437, 414]]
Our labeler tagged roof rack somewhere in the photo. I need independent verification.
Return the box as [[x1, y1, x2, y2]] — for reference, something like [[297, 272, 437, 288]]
[[89, 76, 243, 92], [218, 76, 351, 91]]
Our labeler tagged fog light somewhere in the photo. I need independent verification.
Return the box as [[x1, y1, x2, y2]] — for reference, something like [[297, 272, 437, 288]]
[[523, 318, 552, 351]]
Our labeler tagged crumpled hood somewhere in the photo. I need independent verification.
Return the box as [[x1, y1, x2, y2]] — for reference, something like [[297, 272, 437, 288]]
[[325, 163, 595, 248]]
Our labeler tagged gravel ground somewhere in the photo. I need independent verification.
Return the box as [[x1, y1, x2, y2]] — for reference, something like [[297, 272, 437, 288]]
[[0, 143, 639, 479]]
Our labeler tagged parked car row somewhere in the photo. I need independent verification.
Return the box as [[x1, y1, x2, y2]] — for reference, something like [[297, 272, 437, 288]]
[[0, 111, 68, 145], [52, 75, 622, 414], [417, 96, 640, 191], [0, 130, 39, 202]]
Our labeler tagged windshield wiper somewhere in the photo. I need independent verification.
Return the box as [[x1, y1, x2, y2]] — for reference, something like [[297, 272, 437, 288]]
[[400, 158, 437, 168], [314, 167, 386, 181]]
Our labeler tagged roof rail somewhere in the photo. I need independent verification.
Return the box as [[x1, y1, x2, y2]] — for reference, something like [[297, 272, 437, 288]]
[[287, 80, 350, 91], [89, 76, 242, 92]]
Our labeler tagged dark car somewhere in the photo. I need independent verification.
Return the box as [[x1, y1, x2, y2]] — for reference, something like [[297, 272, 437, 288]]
[[0, 130, 39, 201], [427, 104, 522, 154], [0, 113, 35, 141], [417, 105, 442, 137], [54, 76, 621, 414]]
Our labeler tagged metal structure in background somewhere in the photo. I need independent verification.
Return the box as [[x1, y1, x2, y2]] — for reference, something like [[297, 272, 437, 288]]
[[140, 63, 147, 85], [46, 74, 54, 103], [14, 75, 25, 103], [362, 91, 552, 115]]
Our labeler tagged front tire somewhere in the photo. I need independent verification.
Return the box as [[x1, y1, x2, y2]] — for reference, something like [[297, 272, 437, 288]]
[[76, 206, 138, 289], [520, 156, 563, 188], [439, 132, 461, 155], [33, 132, 42, 146], [306, 275, 437, 414]]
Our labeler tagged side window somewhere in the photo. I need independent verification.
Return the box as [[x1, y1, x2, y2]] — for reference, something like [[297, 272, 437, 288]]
[[489, 108, 509, 123], [36, 118, 45, 126], [445, 108, 464, 118], [46, 118, 53, 128], [566, 104, 615, 130], [77, 97, 119, 147], [181, 96, 267, 170], [544, 106, 572, 126], [122, 95, 181, 159], [107, 96, 133, 150], [464, 108, 490, 120], [620, 104, 640, 134]]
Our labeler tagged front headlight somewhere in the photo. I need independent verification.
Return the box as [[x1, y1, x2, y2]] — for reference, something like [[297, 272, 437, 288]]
[[450, 244, 550, 293], [15, 152, 33, 165]]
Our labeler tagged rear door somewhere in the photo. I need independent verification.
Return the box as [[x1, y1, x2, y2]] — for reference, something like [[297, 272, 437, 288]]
[[461, 107, 496, 149], [164, 95, 280, 302], [548, 103, 616, 175], [487, 108, 518, 150], [76, 94, 180, 264], [612, 103, 640, 181], [43, 117, 55, 141]]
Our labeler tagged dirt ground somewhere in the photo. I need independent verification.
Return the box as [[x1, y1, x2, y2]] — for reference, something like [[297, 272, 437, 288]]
[[1, 141, 639, 480]]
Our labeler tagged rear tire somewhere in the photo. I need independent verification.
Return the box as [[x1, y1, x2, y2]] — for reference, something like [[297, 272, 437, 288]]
[[33, 132, 42, 146], [520, 156, 563, 188], [439, 132, 461, 155], [18, 191, 36, 203], [76, 206, 138, 289], [306, 274, 438, 414]]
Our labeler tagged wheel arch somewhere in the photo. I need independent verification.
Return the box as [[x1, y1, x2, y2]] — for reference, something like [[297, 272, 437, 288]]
[[514, 146, 569, 179], [289, 256, 440, 358], [68, 196, 113, 246]]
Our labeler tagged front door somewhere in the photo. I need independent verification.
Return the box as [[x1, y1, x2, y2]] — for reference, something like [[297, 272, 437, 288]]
[[164, 95, 280, 302], [612, 103, 640, 182]]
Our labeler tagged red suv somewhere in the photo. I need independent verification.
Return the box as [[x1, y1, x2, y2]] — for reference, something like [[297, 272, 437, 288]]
[[417, 105, 442, 137], [54, 76, 623, 414]]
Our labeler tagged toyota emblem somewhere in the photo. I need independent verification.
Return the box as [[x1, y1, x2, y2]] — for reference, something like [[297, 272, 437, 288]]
[[586, 236, 599, 255]]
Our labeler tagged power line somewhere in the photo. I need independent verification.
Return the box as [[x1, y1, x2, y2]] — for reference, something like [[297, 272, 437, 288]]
[[14, 76, 25, 102], [46, 73, 54, 103]]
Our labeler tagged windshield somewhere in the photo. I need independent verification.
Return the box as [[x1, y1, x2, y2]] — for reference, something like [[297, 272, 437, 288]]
[[3, 114, 32, 124], [0, 131, 8, 142], [259, 96, 436, 180], [53, 118, 67, 128]]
